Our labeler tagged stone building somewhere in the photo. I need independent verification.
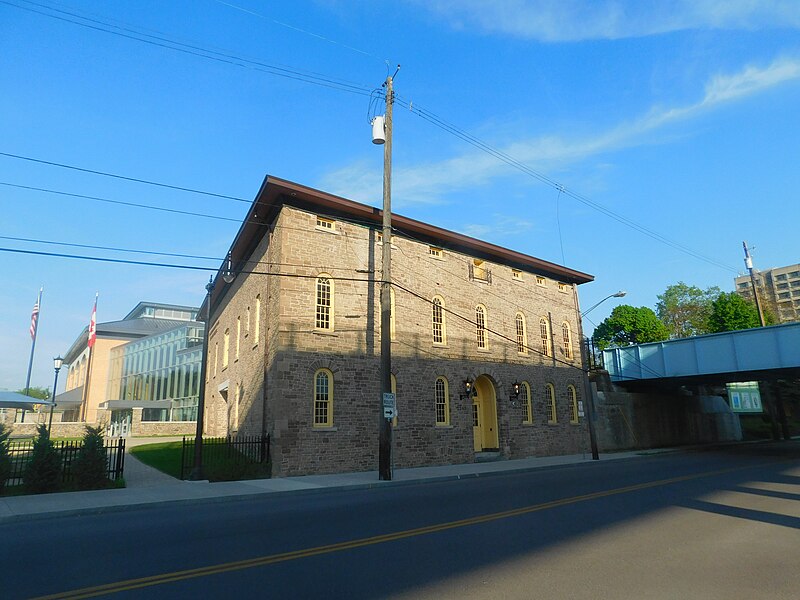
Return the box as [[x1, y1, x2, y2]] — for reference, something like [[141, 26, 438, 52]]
[[204, 176, 595, 477]]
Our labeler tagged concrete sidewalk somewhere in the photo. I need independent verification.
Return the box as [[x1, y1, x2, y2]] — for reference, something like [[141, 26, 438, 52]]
[[0, 449, 656, 523]]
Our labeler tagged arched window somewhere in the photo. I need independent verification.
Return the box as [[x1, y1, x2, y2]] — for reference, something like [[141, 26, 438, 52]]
[[522, 381, 532, 423], [254, 295, 261, 342], [475, 305, 487, 349], [236, 317, 241, 360], [223, 329, 230, 368], [562, 322, 573, 359], [313, 369, 333, 427], [568, 384, 579, 423], [546, 383, 557, 423], [435, 377, 449, 425], [316, 275, 333, 330], [540, 318, 551, 357], [515, 313, 527, 354], [390, 287, 396, 340], [432, 296, 446, 344]]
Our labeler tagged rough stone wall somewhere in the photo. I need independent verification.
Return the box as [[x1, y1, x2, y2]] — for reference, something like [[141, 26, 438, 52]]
[[595, 391, 742, 450], [205, 221, 281, 439], [205, 204, 591, 476], [8, 422, 90, 438]]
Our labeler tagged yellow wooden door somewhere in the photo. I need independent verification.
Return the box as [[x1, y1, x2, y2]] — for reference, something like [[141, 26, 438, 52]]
[[472, 400, 482, 452]]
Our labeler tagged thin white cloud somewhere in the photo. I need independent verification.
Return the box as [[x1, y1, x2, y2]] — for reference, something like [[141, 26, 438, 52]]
[[320, 57, 800, 205], [462, 214, 536, 239], [411, 0, 800, 42]]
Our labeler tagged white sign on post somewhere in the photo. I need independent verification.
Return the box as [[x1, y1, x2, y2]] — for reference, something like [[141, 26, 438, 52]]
[[383, 392, 397, 419]]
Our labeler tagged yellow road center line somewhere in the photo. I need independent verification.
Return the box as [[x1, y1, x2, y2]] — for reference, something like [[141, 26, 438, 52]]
[[34, 462, 777, 599]]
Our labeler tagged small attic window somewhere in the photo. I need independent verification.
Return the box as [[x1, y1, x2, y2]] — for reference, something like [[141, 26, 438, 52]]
[[429, 246, 443, 258], [536, 276, 546, 286], [512, 269, 523, 280], [316, 216, 335, 231], [558, 282, 569, 293]]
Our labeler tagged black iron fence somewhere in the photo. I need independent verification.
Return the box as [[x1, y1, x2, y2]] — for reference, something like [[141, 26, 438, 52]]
[[180, 434, 270, 480], [5, 438, 126, 487], [584, 336, 605, 371]]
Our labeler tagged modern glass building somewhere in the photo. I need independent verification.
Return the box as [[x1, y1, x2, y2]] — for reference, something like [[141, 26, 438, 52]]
[[105, 322, 204, 422]]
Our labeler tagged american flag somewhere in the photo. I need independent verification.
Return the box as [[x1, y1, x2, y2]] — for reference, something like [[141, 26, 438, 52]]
[[30, 300, 39, 340]]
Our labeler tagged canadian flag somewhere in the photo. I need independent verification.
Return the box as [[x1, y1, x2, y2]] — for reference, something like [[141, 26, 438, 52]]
[[87, 295, 98, 349]]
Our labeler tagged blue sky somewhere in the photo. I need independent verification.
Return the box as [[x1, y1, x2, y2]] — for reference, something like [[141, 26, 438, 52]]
[[1, 0, 799, 391]]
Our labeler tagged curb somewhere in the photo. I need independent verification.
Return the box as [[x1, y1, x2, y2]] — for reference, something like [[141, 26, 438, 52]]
[[0, 454, 635, 524]]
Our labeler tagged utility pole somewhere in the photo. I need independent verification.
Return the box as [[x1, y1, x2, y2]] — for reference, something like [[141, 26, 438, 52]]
[[378, 71, 396, 481], [743, 241, 766, 326]]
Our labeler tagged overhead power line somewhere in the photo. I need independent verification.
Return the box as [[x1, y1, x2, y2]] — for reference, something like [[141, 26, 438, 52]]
[[395, 97, 739, 275], [3, 0, 375, 97], [0, 151, 250, 202], [4, 1, 736, 275]]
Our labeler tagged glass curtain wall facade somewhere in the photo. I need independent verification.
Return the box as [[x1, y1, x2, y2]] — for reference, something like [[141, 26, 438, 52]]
[[106, 324, 204, 421]]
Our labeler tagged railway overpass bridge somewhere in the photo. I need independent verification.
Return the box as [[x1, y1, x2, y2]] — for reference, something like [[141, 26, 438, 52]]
[[602, 321, 800, 390], [596, 322, 800, 450]]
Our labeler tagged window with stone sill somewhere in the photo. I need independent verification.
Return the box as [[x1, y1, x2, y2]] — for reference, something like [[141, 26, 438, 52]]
[[313, 369, 333, 427], [435, 376, 450, 426], [546, 383, 557, 423], [568, 385, 579, 423]]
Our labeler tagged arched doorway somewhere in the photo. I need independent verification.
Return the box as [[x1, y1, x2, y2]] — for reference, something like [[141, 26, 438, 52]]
[[472, 375, 499, 452]]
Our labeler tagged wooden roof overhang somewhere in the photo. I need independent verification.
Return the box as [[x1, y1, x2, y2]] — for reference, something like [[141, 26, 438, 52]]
[[202, 176, 594, 317]]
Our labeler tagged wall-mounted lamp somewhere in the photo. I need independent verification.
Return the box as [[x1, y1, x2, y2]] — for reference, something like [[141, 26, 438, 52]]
[[509, 382, 521, 406], [222, 253, 236, 284], [460, 379, 476, 401]]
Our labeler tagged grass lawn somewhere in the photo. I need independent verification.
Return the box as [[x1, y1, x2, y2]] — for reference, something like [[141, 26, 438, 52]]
[[129, 441, 183, 478], [130, 441, 270, 481]]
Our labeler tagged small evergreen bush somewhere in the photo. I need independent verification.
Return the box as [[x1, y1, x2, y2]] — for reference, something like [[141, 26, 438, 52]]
[[0, 423, 12, 493], [72, 425, 109, 490], [23, 424, 61, 494]]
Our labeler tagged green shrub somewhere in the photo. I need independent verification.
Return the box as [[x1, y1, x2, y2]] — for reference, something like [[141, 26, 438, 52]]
[[72, 425, 109, 490], [0, 423, 11, 493], [23, 424, 61, 494]]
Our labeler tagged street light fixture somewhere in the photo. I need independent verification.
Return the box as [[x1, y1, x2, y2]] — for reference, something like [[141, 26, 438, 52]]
[[581, 290, 627, 318], [47, 356, 63, 436]]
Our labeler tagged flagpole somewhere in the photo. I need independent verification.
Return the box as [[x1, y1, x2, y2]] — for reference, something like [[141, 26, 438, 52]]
[[21, 287, 43, 421], [79, 293, 98, 422]]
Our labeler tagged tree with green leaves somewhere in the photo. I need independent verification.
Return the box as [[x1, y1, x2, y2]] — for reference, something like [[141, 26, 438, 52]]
[[23, 424, 62, 494], [656, 282, 721, 338], [72, 425, 109, 490], [0, 423, 11, 493], [15, 386, 50, 400], [592, 305, 670, 349], [708, 292, 766, 332]]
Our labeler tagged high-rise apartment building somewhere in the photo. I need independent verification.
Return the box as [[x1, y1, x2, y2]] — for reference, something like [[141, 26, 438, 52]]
[[735, 263, 800, 323]]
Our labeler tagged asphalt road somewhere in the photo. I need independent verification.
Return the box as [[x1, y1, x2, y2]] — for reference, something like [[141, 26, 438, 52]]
[[4, 442, 799, 599]]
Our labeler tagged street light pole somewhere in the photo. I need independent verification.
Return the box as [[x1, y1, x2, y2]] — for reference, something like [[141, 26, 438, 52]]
[[190, 277, 215, 480], [47, 356, 63, 437], [576, 290, 625, 461]]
